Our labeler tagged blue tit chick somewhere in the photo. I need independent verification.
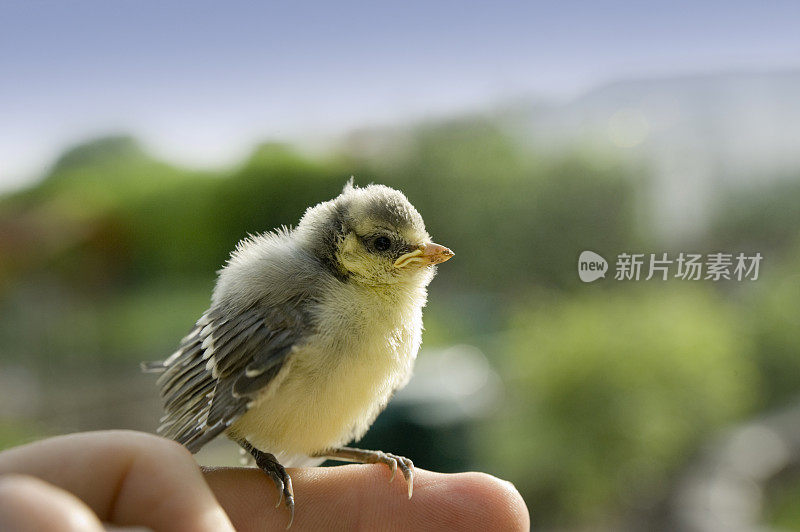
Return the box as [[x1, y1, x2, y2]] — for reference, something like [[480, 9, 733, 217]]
[[143, 180, 453, 526]]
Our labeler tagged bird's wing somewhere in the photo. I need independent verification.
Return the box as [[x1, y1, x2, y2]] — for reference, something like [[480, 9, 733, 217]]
[[147, 300, 311, 453]]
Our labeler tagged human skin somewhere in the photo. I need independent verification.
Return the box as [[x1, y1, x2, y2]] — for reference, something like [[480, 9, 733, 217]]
[[0, 431, 529, 531]]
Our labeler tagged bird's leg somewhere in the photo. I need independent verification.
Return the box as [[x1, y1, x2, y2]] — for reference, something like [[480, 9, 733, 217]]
[[314, 446, 415, 499], [237, 439, 295, 528]]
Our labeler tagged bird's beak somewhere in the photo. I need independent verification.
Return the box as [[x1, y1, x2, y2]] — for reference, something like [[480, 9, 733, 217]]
[[420, 242, 454, 265], [394, 242, 454, 268]]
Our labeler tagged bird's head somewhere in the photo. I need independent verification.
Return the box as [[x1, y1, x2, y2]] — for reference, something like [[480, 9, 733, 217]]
[[296, 180, 453, 287]]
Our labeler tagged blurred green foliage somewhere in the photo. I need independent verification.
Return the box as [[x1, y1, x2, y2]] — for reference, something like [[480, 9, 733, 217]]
[[766, 476, 800, 530], [746, 244, 800, 409], [119, 143, 351, 280], [0, 421, 40, 450], [708, 177, 800, 259], [487, 286, 758, 525]]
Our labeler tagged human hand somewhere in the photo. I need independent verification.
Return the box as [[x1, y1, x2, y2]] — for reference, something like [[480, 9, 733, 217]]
[[0, 431, 529, 531]]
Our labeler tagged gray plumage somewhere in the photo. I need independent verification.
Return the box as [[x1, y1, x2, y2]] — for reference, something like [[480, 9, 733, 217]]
[[144, 180, 453, 482], [149, 302, 307, 453]]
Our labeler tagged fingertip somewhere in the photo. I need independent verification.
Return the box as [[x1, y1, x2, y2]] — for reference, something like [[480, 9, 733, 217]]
[[0, 474, 105, 532], [445, 472, 530, 531], [395, 468, 529, 531], [0, 432, 236, 532]]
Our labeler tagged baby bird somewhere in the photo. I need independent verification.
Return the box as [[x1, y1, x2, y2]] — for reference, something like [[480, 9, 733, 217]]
[[143, 180, 453, 526]]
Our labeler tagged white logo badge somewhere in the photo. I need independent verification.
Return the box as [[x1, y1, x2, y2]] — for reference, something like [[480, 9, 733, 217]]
[[578, 250, 608, 282]]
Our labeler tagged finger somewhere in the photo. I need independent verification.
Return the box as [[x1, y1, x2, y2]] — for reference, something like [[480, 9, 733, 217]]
[[0, 474, 104, 532], [205, 464, 530, 531], [0, 431, 234, 532]]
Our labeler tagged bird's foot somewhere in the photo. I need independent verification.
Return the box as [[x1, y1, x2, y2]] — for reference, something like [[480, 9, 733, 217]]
[[315, 446, 414, 499], [239, 440, 295, 528]]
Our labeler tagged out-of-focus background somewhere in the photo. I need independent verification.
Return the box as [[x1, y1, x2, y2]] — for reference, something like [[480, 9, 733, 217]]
[[2, 2, 800, 530]]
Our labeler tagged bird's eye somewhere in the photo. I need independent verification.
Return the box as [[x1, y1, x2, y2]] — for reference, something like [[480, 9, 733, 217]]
[[373, 236, 392, 252]]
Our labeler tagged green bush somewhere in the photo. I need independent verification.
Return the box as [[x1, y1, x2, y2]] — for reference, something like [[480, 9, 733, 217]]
[[708, 177, 800, 258], [747, 242, 800, 408], [485, 285, 758, 525]]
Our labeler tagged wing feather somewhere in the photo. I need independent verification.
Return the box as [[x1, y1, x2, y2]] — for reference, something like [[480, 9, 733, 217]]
[[145, 300, 309, 453]]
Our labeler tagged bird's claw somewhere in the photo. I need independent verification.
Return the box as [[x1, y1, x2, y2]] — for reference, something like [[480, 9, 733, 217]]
[[316, 447, 416, 501], [376, 452, 414, 499], [284, 477, 295, 529], [253, 452, 295, 528], [266, 471, 284, 507]]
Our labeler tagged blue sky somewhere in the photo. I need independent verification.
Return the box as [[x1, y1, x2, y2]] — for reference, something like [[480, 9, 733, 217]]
[[2, 1, 799, 189]]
